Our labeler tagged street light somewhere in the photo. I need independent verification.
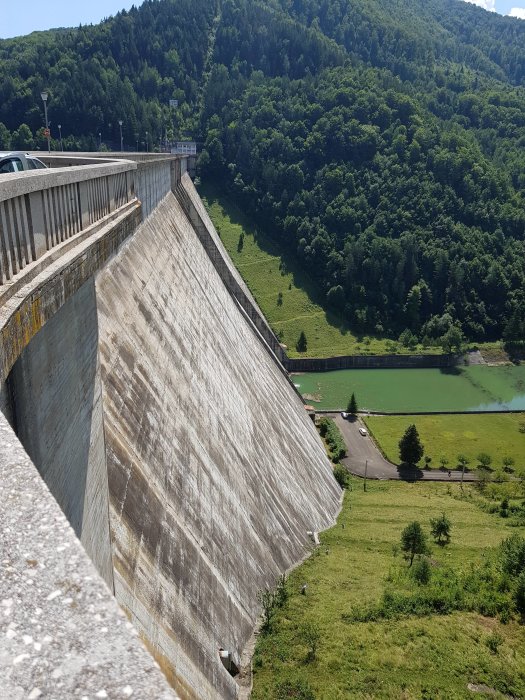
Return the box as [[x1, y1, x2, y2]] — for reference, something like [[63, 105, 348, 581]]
[[145, 131, 149, 152], [118, 120, 123, 152], [98, 132, 102, 150], [41, 91, 50, 153], [58, 124, 63, 152]]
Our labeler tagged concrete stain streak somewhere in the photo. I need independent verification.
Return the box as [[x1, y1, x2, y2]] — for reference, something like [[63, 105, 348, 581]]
[[95, 191, 341, 698]]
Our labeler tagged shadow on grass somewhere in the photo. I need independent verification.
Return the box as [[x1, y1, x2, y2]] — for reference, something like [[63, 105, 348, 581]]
[[199, 180, 363, 340], [439, 366, 464, 376], [397, 463, 425, 481]]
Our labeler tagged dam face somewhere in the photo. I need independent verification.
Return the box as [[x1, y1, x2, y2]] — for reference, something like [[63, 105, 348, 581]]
[[0, 156, 341, 699]]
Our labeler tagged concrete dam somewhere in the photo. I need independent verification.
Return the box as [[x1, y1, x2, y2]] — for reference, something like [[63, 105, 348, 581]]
[[0, 154, 341, 698]]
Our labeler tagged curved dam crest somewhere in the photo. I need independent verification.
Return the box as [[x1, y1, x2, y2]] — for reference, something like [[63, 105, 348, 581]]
[[96, 191, 341, 697]]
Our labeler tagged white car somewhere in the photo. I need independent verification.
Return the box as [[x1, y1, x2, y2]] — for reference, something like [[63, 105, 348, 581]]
[[359, 427, 368, 436], [0, 151, 47, 174], [341, 411, 349, 419]]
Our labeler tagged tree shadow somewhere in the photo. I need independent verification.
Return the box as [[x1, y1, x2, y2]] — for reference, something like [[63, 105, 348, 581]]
[[439, 366, 463, 376], [397, 462, 425, 481]]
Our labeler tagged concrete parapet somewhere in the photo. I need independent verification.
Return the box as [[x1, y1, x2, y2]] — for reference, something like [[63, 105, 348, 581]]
[[0, 412, 178, 700]]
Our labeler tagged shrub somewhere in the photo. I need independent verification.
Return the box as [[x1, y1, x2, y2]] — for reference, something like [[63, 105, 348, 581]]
[[412, 557, 432, 585], [318, 418, 346, 462], [333, 464, 349, 489], [485, 632, 503, 654]]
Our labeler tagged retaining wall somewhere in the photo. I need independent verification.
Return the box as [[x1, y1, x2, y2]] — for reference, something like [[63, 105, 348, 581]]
[[286, 352, 455, 372]]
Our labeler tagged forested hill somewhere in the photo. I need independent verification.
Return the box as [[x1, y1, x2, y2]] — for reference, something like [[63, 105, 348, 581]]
[[1, 0, 525, 343]]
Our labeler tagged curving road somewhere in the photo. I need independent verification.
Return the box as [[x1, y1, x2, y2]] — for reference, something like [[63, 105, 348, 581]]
[[329, 413, 478, 482]]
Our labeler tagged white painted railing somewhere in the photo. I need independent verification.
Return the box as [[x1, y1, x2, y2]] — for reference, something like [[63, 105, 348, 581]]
[[0, 154, 189, 286], [0, 161, 136, 285]]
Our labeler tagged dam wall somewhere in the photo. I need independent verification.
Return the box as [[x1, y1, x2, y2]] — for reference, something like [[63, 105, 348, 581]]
[[7, 278, 113, 587], [1, 153, 340, 698], [96, 192, 341, 698]]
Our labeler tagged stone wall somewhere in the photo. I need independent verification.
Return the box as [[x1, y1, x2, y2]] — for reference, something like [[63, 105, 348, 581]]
[[95, 192, 341, 698]]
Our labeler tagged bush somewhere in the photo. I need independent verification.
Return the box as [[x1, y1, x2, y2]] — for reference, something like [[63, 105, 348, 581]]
[[318, 418, 346, 462], [412, 557, 432, 585], [333, 464, 349, 488], [485, 632, 503, 654]]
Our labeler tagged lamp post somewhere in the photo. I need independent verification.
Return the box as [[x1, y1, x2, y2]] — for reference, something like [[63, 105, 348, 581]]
[[98, 132, 102, 150], [41, 91, 50, 153], [118, 120, 123, 152], [58, 124, 63, 152], [145, 131, 149, 152]]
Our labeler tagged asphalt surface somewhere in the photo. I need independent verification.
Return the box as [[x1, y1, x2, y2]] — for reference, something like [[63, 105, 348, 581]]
[[330, 412, 478, 482]]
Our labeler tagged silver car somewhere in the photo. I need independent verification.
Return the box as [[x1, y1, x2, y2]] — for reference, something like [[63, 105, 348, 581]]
[[0, 151, 47, 174]]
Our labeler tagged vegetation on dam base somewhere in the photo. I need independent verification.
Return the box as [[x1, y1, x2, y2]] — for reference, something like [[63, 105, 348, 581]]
[[251, 480, 525, 700], [294, 365, 525, 412], [364, 413, 525, 475]]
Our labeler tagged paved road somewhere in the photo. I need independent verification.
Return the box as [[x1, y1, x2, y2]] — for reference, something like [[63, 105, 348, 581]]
[[329, 413, 478, 482]]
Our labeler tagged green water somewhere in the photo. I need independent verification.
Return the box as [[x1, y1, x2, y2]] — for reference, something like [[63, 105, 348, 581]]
[[294, 365, 525, 412]]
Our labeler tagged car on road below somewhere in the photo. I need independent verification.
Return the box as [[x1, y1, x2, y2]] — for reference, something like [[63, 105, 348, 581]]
[[0, 152, 47, 174], [359, 427, 368, 436], [341, 411, 349, 419]]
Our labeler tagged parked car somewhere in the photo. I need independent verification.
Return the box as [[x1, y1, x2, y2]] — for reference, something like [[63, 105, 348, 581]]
[[341, 411, 349, 419], [0, 152, 48, 174], [359, 427, 368, 436]]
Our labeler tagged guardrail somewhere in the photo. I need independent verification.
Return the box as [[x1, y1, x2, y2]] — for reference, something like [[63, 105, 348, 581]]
[[0, 160, 136, 285], [0, 154, 188, 287]]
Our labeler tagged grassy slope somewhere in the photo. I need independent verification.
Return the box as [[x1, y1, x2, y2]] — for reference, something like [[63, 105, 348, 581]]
[[364, 413, 525, 473], [251, 480, 525, 700], [198, 181, 443, 358]]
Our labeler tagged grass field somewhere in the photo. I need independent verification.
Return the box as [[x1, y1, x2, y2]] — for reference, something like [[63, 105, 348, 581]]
[[294, 365, 525, 411], [364, 413, 525, 473], [251, 480, 525, 700], [198, 182, 444, 358]]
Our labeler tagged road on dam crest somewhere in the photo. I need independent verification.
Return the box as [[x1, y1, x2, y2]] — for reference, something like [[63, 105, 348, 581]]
[[330, 413, 478, 482]]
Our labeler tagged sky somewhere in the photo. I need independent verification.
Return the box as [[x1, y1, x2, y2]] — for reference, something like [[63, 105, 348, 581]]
[[0, 0, 524, 39]]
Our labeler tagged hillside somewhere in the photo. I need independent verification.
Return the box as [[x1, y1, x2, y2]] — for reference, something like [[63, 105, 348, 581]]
[[1, 0, 525, 342]]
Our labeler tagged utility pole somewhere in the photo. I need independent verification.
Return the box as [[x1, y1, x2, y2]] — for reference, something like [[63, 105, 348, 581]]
[[364, 459, 368, 492], [58, 124, 63, 151], [119, 120, 123, 152]]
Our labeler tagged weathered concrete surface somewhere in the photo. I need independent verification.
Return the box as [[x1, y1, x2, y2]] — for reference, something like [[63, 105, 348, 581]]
[[7, 278, 113, 586], [0, 412, 178, 700], [95, 192, 341, 699]]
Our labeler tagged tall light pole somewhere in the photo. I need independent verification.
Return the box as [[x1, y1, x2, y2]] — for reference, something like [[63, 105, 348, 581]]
[[41, 91, 50, 153], [145, 131, 149, 152], [118, 120, 123, 152], [98, 132, 102, 150], [58, 124, 63, 151]]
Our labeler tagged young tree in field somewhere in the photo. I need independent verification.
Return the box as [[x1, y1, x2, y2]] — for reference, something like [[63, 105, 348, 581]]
[[477, 452, 492, 469], [401, 521, 428, 566], [430, 513, 451, 545], [296, 330, 307, 352], [399, 424, 424, 465], [347, 392, 358, 415], [503, 456, 515, 473], [457, 454, 470, 489]]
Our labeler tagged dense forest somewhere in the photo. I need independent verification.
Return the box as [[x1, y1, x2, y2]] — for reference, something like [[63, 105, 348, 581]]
[[1, 0, 525, 342]]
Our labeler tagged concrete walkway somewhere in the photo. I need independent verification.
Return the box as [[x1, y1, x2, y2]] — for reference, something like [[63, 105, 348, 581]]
[[329, 413, 478, 482]]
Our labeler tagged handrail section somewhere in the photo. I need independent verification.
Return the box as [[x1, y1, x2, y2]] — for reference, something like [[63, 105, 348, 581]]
[[0, 162, 136, 285]]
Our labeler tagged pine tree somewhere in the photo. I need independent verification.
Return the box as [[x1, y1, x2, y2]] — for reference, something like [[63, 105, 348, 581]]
[[347, 392, 358, 415], [399, 424, 424, 465], [296, 331, 307, 352]]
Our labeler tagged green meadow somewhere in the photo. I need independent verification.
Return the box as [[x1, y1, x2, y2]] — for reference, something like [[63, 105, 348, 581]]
[[251, 480, 525, 700], [294, 365, 525, 412], [198, 182, 442, 358], [364, 413, 525, 473]]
